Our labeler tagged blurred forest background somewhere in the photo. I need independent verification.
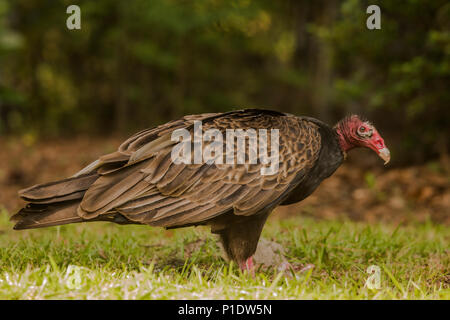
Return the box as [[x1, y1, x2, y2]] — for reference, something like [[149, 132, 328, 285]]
[[0, 0, 448, 223]]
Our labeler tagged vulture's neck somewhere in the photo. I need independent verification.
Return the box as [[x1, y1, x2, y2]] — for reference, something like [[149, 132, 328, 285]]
[[334, 122, 354, 159]]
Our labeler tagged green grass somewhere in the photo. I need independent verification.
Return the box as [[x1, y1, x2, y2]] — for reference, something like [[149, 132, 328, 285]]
[[0, 207, 448, 299]]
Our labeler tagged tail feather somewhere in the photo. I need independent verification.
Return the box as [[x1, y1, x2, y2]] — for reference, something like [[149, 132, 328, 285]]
[[20, 190, 87, 205], [11, 201, 84, 230], [13, 173, 100, 230], [19, 173, 99, 203]]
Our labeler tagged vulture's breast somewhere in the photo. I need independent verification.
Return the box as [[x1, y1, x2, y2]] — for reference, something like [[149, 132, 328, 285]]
[[281, 123, 344, 206]]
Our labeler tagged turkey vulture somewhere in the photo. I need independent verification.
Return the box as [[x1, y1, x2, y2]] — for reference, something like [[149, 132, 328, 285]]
[[11, 109, 390, 271]]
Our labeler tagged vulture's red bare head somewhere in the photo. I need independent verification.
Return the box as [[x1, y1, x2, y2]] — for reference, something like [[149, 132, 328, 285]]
[[335, 115, 390, 164]]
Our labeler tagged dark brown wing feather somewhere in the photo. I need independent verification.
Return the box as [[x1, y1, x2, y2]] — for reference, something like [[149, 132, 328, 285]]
[[76, 109, 322, 227], [14, 109, 322, 230]]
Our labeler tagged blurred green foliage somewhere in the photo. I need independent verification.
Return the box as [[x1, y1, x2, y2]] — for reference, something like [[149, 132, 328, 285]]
[[0, 0, 448, 164]]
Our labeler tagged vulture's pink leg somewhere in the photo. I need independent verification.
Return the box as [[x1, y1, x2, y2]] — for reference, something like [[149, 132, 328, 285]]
[[239, 256, 255, 276]]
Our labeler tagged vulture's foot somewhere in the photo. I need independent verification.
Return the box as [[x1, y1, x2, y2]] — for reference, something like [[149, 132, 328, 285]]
[[239, 256, 255, 276]]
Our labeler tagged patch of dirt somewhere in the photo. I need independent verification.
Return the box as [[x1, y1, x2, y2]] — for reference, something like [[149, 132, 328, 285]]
[[252, 238, 288, 270]]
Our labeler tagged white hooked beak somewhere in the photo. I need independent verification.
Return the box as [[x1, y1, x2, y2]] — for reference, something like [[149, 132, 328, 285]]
[[378, 147, 391, 165]]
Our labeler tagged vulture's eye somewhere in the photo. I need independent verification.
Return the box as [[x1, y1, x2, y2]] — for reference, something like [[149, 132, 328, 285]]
[[358, 126, 372, 138]]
